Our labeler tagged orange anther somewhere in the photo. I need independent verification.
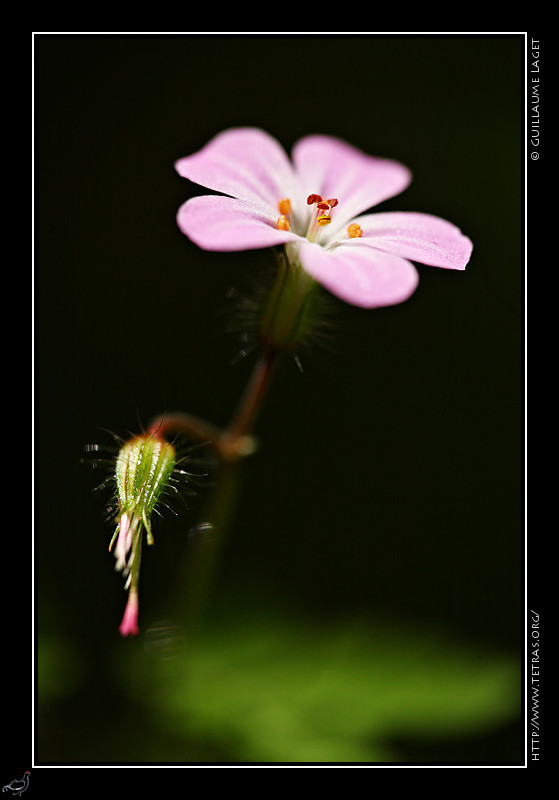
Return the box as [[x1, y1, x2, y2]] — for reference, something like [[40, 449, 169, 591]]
[[277, 215, 290, 231], [347, 223, 363, 238], [278, 198, 291, 216]]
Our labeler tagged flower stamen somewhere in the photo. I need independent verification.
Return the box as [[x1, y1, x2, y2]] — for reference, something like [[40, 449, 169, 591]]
[[306, 193, 338, 240], [347, 223, 363, 238], [277, 198, 292, 231]]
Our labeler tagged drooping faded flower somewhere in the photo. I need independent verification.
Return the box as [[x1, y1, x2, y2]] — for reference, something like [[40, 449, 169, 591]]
[[175, 128, 472, 309], [109, 433, 176, 636]]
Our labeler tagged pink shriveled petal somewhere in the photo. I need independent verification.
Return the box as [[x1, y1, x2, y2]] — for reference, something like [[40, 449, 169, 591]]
[[175, 128, 303, 218], [119, 589, 140, 637], [177, 195, 300, 251], [356, 211, 473, 269], [114, 513, 132, 572], [298, 240, 419, 309], [292, 135, 412, 232]]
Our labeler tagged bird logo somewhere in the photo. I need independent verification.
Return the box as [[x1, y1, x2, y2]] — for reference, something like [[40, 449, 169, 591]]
[[2, 772, 30, 796]]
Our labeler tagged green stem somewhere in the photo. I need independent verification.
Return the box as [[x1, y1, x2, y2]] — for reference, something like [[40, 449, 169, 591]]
[[180, 459, 242, 635], [155, 347, 280, 637], [189, 348, 279, 621]]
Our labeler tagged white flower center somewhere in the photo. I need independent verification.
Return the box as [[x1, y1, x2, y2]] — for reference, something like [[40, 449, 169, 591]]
[[276, 193, 338, 243]]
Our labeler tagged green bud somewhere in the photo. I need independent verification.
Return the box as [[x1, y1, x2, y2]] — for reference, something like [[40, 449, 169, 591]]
[[115, 433, 176, 544], [110, 433, 176, 576], [108, 432, 176, 637]]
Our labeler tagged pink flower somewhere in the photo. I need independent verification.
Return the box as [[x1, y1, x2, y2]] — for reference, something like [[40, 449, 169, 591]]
[[175, 128, 472, 309]]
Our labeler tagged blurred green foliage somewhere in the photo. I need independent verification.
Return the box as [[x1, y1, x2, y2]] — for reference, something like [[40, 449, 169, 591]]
[[39, 602, 520, 764]]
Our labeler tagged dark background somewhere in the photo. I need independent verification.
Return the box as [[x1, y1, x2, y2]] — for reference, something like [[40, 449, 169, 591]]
[[30, 34, 524, 770]]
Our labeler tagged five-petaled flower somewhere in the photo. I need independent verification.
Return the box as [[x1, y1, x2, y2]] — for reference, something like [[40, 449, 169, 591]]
[[175, 128, 472, 309]]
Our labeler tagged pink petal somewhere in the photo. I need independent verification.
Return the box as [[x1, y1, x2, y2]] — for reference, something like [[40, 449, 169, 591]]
[[119, 589, 140, 637], [177, 195, 300, 251], [356, 211, 473, 269], [298, 240, 419, 309], [292, 135, 412, 231], [175, 128, 302, 216], [114, 513, 132, 572]]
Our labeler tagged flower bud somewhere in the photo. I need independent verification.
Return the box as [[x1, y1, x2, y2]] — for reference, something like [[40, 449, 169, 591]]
[[114, 433, 176, 551]]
